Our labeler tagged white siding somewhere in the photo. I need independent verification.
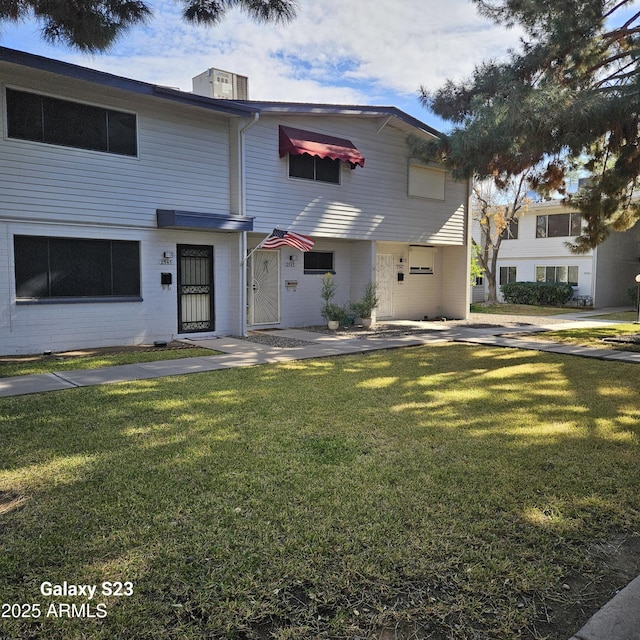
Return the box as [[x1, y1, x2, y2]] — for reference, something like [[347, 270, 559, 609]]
[[0, 65, 244, 354], [1, 67, 232, 228], [0, 221, 240, 354], [244, 116, 467, 245]]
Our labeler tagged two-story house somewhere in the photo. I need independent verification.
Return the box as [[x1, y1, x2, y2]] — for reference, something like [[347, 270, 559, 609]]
[[473, 199, 640, 307], [0, 47, 471, 355]]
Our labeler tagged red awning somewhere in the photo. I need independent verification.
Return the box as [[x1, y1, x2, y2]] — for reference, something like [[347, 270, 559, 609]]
[[278, 125, 365, 168]]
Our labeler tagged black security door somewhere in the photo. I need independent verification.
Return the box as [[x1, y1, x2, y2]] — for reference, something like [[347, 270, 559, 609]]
[[177, 245, 214, 333]]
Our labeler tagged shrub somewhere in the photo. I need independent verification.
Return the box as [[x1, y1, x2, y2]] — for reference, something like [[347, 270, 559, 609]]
[[350, 282, 379, 319], [501, 281, 574, 306]]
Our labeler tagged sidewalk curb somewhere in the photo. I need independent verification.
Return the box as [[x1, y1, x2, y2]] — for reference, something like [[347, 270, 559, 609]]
[[569, 574, 640, 640]]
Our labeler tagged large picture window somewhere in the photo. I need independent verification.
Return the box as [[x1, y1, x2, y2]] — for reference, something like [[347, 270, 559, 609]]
[[14, 236, 141, 300], [536, 265, 579, 286], [6, 88, 138, 157]]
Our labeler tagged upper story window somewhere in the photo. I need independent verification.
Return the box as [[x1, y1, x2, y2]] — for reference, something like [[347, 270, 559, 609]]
[[6, 88, 138, 157], [500, 218, 519, 240], [279, 125, 363, 186], [289, 153, 340, 184], [408, 164, 445, 200], [14, 235, 141, 301], [536, 213, 582, 238]]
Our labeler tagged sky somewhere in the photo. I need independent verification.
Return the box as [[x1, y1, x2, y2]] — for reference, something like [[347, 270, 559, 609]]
[[0, 0, 528, 132]]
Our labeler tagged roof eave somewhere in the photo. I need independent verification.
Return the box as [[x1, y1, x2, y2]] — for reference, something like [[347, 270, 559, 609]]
[[231, 100, 441, 138], [0, 46, 258, 118]]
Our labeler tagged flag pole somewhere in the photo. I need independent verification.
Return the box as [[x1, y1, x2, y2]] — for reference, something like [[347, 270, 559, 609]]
[[241, 229, 278, 266]]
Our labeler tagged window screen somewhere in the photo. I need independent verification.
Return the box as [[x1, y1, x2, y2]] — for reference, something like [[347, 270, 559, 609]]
[[289, 154, 340, 184], [15, 236, 140, 299], [6, 89, 137, 157], [303, 251, 334, 273], [499, 266, 517, 285]]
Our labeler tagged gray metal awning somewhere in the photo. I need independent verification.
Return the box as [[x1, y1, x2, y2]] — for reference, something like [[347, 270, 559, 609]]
[[156, 210, 254, 231]]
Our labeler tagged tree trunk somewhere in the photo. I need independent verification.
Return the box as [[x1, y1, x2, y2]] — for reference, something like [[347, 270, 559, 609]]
[[486, 242, 500, 305], [486, 275, 499, 305]]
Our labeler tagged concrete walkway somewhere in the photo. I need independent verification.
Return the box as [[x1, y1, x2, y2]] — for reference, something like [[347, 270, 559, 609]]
[[0, 308, 638, 639]]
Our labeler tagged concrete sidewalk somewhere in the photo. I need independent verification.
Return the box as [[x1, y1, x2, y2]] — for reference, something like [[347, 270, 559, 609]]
[[1, 309, 639, 639]]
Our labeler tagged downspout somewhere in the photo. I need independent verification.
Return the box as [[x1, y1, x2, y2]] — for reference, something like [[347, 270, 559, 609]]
[[239, 112, 260, 337]]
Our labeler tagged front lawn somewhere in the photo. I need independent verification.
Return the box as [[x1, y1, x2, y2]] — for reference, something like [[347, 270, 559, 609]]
[[539, 324, 640, 352], [1, 344, 639, 639]]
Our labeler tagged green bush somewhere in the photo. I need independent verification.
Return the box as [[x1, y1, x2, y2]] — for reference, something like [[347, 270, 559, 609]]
[[501, 281, 574, 306]]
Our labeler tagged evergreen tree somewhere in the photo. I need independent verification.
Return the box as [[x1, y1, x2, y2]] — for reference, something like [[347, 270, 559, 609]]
[[0, 0, 297, 52], [421, 0, 640, 252]]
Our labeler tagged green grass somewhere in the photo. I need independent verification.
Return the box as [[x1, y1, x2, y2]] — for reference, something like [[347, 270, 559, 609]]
[[1, 344, 639, 639], [0, 347, 218, 378], [470, 303, 573, 316], [588, 310, 637, 322], [539, 324, 640, 352]]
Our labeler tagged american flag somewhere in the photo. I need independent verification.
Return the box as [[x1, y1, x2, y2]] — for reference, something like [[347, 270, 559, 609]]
[[260, 228, 315, 252]]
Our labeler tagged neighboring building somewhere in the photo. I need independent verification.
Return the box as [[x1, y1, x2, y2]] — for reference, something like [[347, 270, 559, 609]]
[[473, 199, 640, 307], [0, 47, 471, 355]]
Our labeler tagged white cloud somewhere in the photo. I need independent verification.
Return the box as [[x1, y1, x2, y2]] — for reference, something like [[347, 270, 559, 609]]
[[2, 0, 523, 115]]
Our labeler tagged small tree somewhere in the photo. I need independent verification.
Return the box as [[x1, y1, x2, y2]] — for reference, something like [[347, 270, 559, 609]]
[[350, 282, 379, 319], [320, 273, 347, 324], [473, 174, 531, 304]]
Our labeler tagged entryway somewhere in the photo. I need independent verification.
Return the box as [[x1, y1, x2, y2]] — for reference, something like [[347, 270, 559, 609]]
[[248, 250, 280, 325], [376, 253, 394, 318], [177, 244, 214, 333]]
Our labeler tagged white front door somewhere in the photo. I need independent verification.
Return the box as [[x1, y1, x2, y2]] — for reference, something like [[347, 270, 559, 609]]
[[376, 253, 394, 318], [249, 250, 280, 325]]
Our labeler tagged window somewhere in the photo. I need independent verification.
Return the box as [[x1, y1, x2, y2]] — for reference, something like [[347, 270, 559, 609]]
[[499, 266, 517, 285], [473, 274, 484, 286], [289, 153, 340, 184], [14, 236, 141, 300], [408, 164, 446, 200], [536, 266, 579, 286], [409, 246, 435, 274], [536, 213, 582, 238], [6, 88, 137, 157], [304, 251, 334, 273], [500, 218, 519, 240]]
